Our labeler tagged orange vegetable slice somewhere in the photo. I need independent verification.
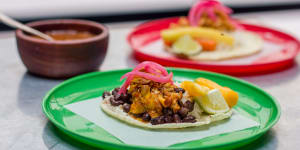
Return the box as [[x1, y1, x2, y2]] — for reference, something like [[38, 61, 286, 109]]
[[195, 38, 217, 51], [181, 81, 210, 97], [195, 78, 238, 107]]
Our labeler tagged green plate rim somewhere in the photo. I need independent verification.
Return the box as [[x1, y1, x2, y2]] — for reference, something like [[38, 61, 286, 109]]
[[42, 68, 281, 150]]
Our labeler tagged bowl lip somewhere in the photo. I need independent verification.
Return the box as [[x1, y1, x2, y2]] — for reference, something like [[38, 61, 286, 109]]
[[15, 19, 109, 45]]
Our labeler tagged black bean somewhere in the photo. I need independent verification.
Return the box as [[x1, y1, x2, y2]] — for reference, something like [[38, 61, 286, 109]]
[[162, 108, 173, 116], [120, 93, 126, 100], [150, 117, 159, 125], [124, 93, 132, 104], [120, 93, 131, 103], [142, 113, 151, 121], [102, 91, 111, 99], [173, 114, 181, 123], [115, 93, 121, 100], [158, 116, 165, 124], [115, 87, 120, 92], [112, 90, 118, 97], [178, 107, 189, 117], [178, 100, 184, 107], [182, 115, 196, 123], [114, 92, 132, 104], [184, 100, 195, 112], [132, 113, 143, 118], [126, 93, 132, 100], [174, 88, 185, 93], [123, 103, 131, 113], [164, 115, 173, 123], [109, 97, 124, 106], [150, 116, 165, 125]]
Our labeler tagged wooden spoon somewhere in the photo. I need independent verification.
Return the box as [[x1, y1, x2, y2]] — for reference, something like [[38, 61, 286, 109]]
[[0, 12, 54, 41]]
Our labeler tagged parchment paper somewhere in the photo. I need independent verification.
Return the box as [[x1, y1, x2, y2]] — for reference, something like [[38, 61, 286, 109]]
[[64, 98, 259, 147]]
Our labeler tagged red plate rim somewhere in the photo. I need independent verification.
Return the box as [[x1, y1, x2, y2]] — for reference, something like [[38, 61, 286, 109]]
[[127, 17, 300, 75]]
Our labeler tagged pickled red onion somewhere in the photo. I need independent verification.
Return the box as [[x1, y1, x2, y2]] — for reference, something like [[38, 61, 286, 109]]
[[118, 61, 173, 94], [188, 0, 203, 26], [132, 61, 168, 76], [188, 0, 237, 28], [119, 68, 170, 84], [206, 7, 216, 21], [119, 72, 173, 94], [144, 65, 162, 76], [195, 8, 204, 25], [188, 0, 219, 26], [215, 4, 232, 14], [123, 71, 172, 83], [119, 75, 134, 95]]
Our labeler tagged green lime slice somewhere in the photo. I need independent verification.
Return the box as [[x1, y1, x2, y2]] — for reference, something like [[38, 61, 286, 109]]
[[172, 35, 202, 56]]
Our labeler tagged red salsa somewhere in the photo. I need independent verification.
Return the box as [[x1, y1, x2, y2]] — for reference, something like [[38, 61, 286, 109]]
[[32, 30, 96, 41]]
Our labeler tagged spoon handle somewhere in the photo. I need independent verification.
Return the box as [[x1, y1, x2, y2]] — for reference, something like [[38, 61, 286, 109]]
[[0, 12, 54, 41]]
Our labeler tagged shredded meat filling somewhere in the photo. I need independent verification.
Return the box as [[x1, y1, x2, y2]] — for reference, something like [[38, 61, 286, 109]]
[[172, 11, 236, 31], [128, 77, 183, 118], [197, 10, 235, 31]]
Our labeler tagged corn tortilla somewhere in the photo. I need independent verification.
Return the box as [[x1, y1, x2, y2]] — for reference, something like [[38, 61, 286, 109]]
[[100, 96, 232, 129], [166, 31, 263, 61]]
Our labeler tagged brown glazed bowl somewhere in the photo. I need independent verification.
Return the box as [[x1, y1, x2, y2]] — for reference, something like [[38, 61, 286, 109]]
[[16, 19, 109, 78]]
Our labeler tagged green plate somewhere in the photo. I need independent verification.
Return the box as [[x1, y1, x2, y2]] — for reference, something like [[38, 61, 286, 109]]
[[42, 68, 280, 150]]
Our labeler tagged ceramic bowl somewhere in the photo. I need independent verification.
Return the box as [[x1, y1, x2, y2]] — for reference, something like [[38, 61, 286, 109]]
[[16, 19, 109, 78]]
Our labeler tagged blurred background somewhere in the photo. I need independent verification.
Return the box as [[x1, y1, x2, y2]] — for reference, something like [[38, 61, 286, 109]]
[[1, 0, 300, 150], [1, 0, 300, 31]]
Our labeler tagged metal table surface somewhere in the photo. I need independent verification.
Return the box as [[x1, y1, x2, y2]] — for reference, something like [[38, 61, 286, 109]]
[[1, 9, 300, 150]]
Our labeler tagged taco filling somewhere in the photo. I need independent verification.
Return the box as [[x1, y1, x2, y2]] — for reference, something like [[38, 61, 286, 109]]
[[100, 62, 238, 129]]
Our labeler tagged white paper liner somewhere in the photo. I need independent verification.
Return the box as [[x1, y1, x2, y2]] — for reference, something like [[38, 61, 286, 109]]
[[64, 98, 259, 147]]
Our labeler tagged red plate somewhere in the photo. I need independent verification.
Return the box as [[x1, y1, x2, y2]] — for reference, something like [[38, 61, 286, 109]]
[[128, 17, 300, 75]]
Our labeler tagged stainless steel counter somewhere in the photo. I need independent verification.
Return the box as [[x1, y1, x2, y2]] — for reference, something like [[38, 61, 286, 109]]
[[1, 10, 300, 150]]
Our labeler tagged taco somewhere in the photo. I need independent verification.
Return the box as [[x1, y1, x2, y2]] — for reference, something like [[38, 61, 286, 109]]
[[100, 61, 238, 129], [161, 0, 263, 61]]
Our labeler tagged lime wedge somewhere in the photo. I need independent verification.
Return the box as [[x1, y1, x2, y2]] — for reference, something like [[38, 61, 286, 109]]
[[172, 35, 202, 56], [196, 89, 230, 114]]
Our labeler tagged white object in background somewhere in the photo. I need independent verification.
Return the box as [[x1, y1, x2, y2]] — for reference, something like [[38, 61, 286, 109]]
[[1, 0, 300, 20], [0, 0, 193, 19]]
